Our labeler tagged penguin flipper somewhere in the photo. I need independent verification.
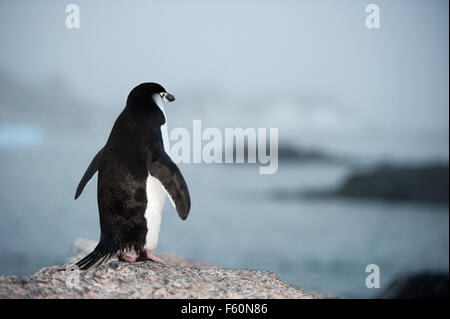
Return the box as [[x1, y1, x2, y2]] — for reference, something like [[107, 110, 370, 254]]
[[75, 148, 104, 200], [148, 153, 191, 220]]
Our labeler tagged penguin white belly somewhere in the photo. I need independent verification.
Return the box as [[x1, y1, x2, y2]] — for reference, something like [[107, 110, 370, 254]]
[[144, 172, 166, 250], [145, 93, 170, 251]]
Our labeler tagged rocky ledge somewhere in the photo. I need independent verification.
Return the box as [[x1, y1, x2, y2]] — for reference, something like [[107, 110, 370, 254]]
[[0, 239, 322, 299]]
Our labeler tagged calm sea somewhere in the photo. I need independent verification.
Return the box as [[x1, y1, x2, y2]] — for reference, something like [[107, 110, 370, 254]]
[[0, 138, 448, 298]]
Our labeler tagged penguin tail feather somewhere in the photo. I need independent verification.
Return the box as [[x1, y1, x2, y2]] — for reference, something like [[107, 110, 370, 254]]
[[75, 235, 118, 270]]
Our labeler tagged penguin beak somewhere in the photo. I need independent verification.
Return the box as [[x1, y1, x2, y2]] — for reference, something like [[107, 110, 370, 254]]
[[166, 93, 176, 102], [162, 92, 176, 104]]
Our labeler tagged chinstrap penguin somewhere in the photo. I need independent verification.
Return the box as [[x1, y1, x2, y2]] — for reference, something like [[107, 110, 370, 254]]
[[74, 83, 191, 270]]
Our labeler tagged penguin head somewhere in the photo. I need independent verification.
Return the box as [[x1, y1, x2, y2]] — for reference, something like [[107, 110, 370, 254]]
[[126, 82, 176, 110]]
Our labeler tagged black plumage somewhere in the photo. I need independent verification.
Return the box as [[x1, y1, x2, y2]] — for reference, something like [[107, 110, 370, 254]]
[[74, 83, 190, 270]]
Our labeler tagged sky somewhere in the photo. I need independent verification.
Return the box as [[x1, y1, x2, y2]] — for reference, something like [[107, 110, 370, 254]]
[[0, 0, 448, 161]]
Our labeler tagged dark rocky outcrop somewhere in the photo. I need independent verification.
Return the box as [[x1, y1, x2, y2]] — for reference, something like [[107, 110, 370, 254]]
[[378, 272, 449, 299], [330, 164, 449, 203], [292, 164, 449, 204]]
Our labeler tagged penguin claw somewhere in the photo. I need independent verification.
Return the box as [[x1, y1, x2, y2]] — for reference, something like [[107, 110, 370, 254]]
[[145, 249, 165, 264], [119, 254, 137, 263]]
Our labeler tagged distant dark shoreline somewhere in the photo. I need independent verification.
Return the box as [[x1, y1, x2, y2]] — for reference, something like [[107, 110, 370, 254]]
[[223, 144, 351, 165], [276, 163, 449, 205]]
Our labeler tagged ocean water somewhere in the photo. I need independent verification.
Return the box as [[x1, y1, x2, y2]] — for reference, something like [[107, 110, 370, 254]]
[[0, 139, 448, 298]]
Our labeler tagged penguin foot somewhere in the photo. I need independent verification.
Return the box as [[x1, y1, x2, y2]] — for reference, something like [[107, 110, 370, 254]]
[[118, 254, 137, 263], [144, 249, 165, 264]]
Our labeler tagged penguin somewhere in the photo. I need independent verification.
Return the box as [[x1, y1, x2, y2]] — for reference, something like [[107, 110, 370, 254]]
[[74, 82, 190, 270]]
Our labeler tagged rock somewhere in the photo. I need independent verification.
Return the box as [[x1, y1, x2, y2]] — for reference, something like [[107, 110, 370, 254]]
[[276, 144, 348, 164], [227, 144, 347, 164], [0, 239, 323, 299], [378, 272, 449, 299], [302, 163, 449, 204]]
